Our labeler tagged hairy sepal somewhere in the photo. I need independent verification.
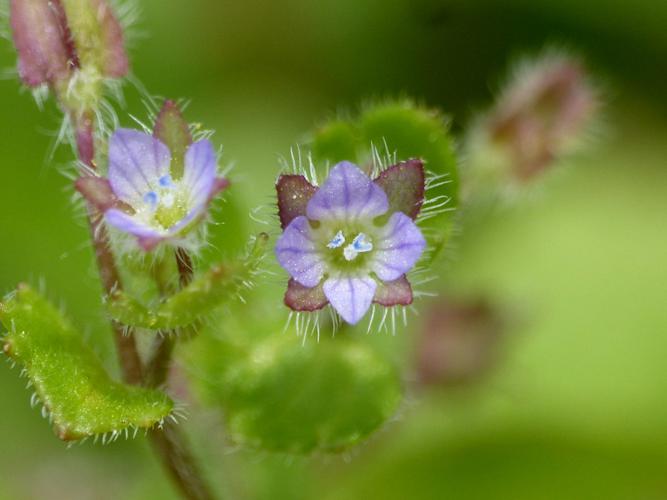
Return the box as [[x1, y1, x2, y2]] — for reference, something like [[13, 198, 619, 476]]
[[107, 233, 269, 330]]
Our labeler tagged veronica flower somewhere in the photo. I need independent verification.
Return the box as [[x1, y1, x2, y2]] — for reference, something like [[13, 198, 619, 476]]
[[77, 129, 228, 251], [275, 160, 427, 325]]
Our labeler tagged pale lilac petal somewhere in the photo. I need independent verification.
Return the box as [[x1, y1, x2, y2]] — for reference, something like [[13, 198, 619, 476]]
[[108, 129, 171, 206], [275, 216, 325, 287], [372, 212, 426, 281], [306, 161, 388, 222], [183, 139, 219, 205], [105, 209, 164, 251], [323, 276, 377, 325]]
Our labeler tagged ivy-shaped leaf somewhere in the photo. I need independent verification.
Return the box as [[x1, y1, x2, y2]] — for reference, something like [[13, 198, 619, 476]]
[[107, 233, 269, 330], [198, 333, 402, 453], [0, 285, 174, 442]]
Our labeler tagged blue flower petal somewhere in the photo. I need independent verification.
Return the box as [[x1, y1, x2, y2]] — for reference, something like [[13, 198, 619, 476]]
[[105, 209, 164, 251], [306, 162, 388, 222], [371, 212, 426, 281], [275, 216, 325, 288], [323, 275, 377, 325], [183, 139, 218, 207], [108, 129, 171, 206]]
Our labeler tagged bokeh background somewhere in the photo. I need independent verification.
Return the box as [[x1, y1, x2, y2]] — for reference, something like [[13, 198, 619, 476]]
[[1, 0, 666, 498]]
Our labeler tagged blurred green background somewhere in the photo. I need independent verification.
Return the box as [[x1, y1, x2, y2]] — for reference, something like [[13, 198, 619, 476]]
[[1, 0, 666, 498]]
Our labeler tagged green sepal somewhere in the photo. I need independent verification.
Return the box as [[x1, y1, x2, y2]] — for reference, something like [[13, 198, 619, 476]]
[[107, 233, 269, 330], [0, 285, 173, 442], [154, 100, 192, 179]]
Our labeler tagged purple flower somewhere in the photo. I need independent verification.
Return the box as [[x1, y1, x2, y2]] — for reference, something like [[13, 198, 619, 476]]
[[275, 161, 426, 325], [77, 129, 228, 251]]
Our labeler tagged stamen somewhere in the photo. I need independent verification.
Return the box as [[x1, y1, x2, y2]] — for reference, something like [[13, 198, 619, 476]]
[[143, 191, 158, 210], [159, 174, 174, 188], [327, 230, 346, 249], [343, 233, 373, 261]]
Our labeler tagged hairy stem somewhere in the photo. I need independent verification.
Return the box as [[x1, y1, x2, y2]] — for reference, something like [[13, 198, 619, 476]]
[[145, 248, 216, 499], [150, 423, 216, 500], [75, 113, 143, 384]]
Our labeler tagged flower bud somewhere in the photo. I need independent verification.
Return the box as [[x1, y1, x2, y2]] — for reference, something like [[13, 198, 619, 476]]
[[10, 0, 75, 87], [489, 55, 595, 180], [465, 53, 597, 198], [416, 298, 504, 387], [59, 0, 128, 78]]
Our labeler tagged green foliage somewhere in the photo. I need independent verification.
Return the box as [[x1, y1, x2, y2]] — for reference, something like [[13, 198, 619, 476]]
[[0, 285, 173, 442], [195, 331, 402, 453], [309, 100, 459, 259], [324, 417, 667, 500], [107, 233, 269, 330]]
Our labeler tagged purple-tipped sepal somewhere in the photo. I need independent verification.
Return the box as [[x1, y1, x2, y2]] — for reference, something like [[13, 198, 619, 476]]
[[275, 161, 427, 325]]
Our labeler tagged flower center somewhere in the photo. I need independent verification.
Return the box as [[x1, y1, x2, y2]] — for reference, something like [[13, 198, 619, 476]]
[[327, 230, 373, 262], [143, 175, 189, 229]]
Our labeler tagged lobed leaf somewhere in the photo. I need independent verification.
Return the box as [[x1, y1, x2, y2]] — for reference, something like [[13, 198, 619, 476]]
[[107, 233, 270, 330], [0, 285, 173, 442], [199, 333, 402, 453]]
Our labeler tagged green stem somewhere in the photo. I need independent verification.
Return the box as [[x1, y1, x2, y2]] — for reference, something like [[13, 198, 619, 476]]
[[145, 247, 217, 499]]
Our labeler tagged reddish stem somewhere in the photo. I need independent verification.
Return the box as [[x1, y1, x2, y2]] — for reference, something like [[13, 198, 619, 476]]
[[75, 112, 143, 384]]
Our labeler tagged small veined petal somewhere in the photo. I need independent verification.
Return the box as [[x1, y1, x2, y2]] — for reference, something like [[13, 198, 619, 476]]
[[323, 276, 377, 325], [275, 216, 326, 288], [284, 279, 328, 312], [276, 175, 318, 229], [183, 140, 219, 205], [373, 275, 413, 306], [306, 162, 388, 222], [105, 209, 164, 251], [372, 212, 426, 282], [108, 129, 171, 206]]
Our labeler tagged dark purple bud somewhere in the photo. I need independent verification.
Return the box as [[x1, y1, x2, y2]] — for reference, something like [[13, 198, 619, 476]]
[[373, 275, 413, 306], [10, 0, 75, 87], [153, 100, 192, 179], [276, 174, 317, 229], [374, 159, 425, 220], [417, 298, 504, 387], [284, 279, 328, 312]]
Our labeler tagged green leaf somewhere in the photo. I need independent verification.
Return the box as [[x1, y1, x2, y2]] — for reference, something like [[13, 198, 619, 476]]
[[107, 233, 270, 330], [200, 334, 402, 453], [311, 120, 361, 166], [0, 285, 173, 442]]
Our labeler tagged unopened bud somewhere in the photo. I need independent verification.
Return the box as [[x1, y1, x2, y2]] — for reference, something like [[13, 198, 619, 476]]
[[465, 53, 597, 198], [60, 0, 128, 78], [416, 298, 504, 387], [10, 0, 76, 87], [489, 55, 595, 180]]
